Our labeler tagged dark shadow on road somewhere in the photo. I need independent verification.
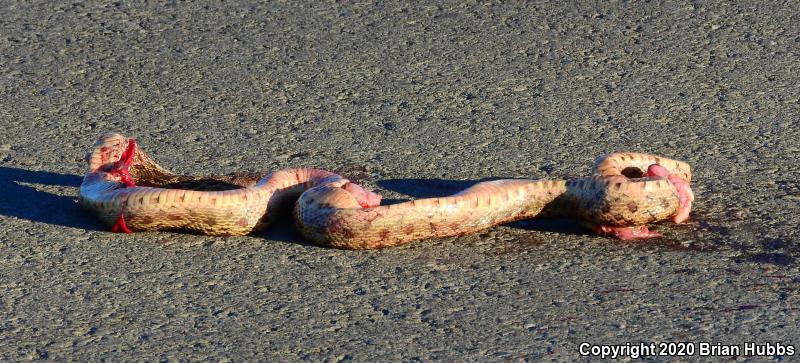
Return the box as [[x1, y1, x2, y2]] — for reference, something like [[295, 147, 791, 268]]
[[258, 214, 319, 248], [0, 166, 104, 231]]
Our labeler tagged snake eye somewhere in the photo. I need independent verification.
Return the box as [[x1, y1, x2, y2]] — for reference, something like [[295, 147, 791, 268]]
[[620, 167, 645, 178]]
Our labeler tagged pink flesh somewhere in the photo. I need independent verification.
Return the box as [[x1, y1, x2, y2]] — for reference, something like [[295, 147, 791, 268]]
[[343, 182, 382, 208], [593, 224, 662, 240], [646, 164, 693, 223], [111, 213, 133, 234], [109, 139, 137, 187]]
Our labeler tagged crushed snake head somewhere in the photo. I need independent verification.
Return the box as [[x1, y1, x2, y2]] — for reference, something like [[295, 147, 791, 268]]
[[79, 132, 694, 249]]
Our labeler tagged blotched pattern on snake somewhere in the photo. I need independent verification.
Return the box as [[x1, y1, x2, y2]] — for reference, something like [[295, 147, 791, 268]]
[[79, 132, 693, 249]]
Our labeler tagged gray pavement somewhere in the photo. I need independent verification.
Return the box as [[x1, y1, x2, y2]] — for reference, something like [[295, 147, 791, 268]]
[[1, 1, 798, 361]]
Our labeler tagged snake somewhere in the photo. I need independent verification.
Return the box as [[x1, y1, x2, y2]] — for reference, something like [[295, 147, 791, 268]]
[[79, 132, 694, 249]]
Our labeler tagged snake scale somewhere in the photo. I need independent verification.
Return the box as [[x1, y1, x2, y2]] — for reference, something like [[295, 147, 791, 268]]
[[79, 132, 693, 249]]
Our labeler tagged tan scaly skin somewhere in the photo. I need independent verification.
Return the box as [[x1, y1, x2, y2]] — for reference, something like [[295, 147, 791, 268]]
[[79, 132, 694, 250]]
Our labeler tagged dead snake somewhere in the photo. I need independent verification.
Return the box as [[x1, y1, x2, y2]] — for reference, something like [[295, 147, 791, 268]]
[[79, 132, 694, 249]]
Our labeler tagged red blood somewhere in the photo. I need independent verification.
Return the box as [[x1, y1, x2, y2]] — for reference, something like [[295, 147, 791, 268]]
[[111, 213, 133, 234], [109, 139, 137, 187]]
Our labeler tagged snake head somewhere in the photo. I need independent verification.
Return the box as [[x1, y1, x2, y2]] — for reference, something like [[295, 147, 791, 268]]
[[84, 132, 137, 187]]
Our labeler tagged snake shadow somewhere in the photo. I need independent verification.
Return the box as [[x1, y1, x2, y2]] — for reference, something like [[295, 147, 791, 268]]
[[376, 178, 591, 236], [0, 166, 105, 231]]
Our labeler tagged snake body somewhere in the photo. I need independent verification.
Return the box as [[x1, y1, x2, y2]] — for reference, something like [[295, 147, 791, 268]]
[[80, 132, 693, 249]]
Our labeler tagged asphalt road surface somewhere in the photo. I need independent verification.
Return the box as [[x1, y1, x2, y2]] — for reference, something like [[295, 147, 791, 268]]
[[1, 1, 798, 361]]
